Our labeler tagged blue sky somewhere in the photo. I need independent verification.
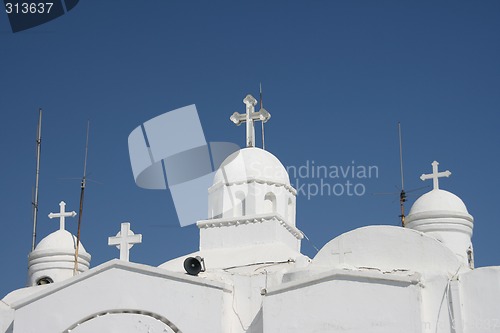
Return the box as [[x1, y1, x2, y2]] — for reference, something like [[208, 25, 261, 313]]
[[1, 1, 499, 298]]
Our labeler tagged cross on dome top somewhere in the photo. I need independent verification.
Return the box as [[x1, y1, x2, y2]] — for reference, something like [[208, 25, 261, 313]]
[[420, 161, 451, 190], [230, 93, 271, 147], [108, 222, 142, 262], [48, 201, 77, 230]]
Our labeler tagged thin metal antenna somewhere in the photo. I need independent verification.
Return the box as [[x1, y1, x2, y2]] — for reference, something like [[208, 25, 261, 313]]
[[398, 122, 406, 227], [260, 82, 263, 110], [31, 109, 42, 252], [260, 83, 266, 150], [302, 232, 320, 253], [74, 121, 90, 275], [399, 122, 404, 190]]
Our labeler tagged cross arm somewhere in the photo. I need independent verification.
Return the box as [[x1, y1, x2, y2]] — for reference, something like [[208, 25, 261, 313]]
[[48, 211, 77, 219], [230, 108, 271, 126], [257, 108, 271, 123], [420, 170, 451, 181], [230, 112, 246, 125]]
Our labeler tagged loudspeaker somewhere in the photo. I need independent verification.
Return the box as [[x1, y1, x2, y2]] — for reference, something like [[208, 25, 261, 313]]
[[183, 256, 205, 276]]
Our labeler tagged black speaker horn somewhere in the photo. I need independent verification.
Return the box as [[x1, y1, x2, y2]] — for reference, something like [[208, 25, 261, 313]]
[[183, 256, 205, 276]]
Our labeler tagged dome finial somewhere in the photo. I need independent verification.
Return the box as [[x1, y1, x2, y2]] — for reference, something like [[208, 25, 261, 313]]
[[230, 93, 271, 148], [420, 161, 451, 190], [48, 201, 77, 231]]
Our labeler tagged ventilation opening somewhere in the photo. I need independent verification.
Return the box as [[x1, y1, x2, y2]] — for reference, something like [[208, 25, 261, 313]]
[[264, 192, 277, 213], [235, 191, 246, 216], [36, 276, 53, 285]]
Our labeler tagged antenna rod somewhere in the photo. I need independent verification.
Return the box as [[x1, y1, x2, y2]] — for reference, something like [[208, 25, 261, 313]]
[[398, 122, 404, 190], [74, 121, 90, 275], [31, 109, 42, 251], [398, 122, 406, 227], [261, 122, 265, 150], [260, 83, 266, 150], [259, 82, 263, 110]]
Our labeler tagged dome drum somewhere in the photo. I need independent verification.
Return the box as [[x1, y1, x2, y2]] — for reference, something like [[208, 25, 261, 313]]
[[406, 211, 473, 224], [405, 216, 473, 236], [28, 252, 90, 286], [208, 147, 297, 227], [28, 251, 91, 268]]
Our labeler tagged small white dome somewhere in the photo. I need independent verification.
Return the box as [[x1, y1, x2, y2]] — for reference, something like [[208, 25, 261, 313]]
[[28, 229, 91, 286], [213, 147, 290, 186], [406, 188, 474, 269], [408, 189, 469, 216], [35, 229, 88, 254]]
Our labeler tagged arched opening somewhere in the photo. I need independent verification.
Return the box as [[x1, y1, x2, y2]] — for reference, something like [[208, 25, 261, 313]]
[[264, 192, 277, 213], [63, 309, 181, 333], [211, 196, 222, 219], [234, 191, 246, 216]]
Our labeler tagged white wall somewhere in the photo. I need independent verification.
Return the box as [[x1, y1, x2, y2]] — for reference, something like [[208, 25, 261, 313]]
[[263, 272, 422, 333], [11, 262, 231, 333], [459, 267, 500, 333]]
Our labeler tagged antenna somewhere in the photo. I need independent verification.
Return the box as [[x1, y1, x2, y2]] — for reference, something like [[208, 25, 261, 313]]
[[260, 83, 266, 150], [31, 109, 42, 251], [74, 121, 90, 275], [398, 122, 406, 227], [374, 124, 428, 224], [302, 231, 320, 253]]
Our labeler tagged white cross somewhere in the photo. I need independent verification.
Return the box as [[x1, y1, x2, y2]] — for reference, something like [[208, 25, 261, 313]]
[[420, 160, 451, 190], [108, 222, 142, 262], [48, 201, 77, 230], [331, 236, 352, 265], [230, 94, 271, 147]]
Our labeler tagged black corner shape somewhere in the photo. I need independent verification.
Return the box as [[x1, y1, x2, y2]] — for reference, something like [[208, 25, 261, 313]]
[[64, 0, 78, 11]]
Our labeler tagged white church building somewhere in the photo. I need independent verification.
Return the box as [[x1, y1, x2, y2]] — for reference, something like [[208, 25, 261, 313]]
[[1, 94, 500, 332]]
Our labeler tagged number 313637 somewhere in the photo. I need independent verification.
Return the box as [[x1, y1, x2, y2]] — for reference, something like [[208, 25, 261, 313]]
[[5, 2, 53, 14]]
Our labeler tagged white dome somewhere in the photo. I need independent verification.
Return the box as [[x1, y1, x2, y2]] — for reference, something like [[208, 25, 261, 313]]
[[408, 189, 469, 216], [213, 147, 290, 186], [406, 189, 474, 268], [28, 229, 91, 286], [35, 229, 88, 254]]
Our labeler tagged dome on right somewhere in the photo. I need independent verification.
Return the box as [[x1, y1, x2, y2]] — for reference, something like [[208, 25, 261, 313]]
[[406, 160, 471, 219], [405, 160, 474, 269]]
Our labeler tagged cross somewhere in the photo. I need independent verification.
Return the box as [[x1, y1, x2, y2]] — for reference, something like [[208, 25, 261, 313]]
[[230, 94, 271, 147], [108, 222, 142, 262], [48, 201, 77, 230], [420, 160, 451, 190], [331, 236, 352, 265]]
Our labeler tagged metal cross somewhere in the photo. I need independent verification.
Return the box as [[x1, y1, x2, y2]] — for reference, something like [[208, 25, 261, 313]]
[[48, 201, 77, 231], [420, 160, 451, 190], [230, 94, 271, 147], [108, 222, 142, 262]]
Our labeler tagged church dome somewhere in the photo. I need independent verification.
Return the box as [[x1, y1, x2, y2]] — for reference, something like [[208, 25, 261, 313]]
[[28, 229, 91, 286], [28, 201, 91, 286], [405, 161, 474, 268], [406, 188, 474, 233], [408, 189, 470, 217], [213, 147, 290, 186], [35, 229, 88, 254]]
